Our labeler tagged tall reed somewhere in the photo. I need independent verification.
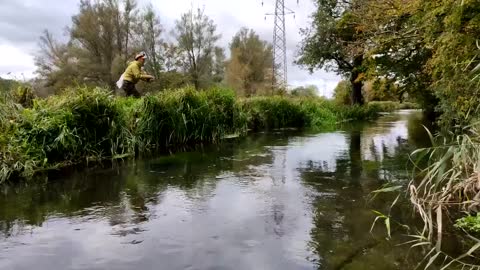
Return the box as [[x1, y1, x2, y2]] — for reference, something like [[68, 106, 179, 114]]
[[0, 86, 385, 183]]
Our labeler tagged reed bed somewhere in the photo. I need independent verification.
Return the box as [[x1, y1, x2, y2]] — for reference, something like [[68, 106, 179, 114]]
[[0, 86, 385, 183]]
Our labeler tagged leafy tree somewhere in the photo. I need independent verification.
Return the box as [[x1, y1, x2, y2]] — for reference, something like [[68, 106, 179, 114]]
[[34, 30, 78, 93], [351, 0, 437, 116], [419, 0, 480, 127], [363, 79, 399, 102], [291, 85, 318, 97], [212, 47, 226, 84], [36, 0, 142, 92], [225, 28, 273, 96], [333, 80, 352, 105], [123, 0, 137, 60], [69, 0, 124, 87], [173, 8, 222, 90], [134, 4, 163, 78], [297, 0, 367, 105], [353, 0, 480, 126]]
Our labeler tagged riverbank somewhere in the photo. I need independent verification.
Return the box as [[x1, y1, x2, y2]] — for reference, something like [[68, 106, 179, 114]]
[[0, 86, 396, 183], [0, 110, 430, 270]]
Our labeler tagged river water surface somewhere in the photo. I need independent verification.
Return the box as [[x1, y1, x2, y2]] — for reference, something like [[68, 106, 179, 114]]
[[0, 110, 432, 270]]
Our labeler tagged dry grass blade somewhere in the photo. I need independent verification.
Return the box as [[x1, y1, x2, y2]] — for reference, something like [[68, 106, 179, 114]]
[[407, 126, 480, 269]]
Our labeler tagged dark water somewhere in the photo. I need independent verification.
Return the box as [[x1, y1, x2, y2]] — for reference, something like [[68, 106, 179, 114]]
[[0, 110, 433, 270]]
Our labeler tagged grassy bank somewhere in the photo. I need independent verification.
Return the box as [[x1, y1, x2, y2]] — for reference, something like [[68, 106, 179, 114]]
[[0, 86, 387, 183]]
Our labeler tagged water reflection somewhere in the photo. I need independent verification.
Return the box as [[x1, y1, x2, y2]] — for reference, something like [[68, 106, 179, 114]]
[[0, 110, 432, 270]]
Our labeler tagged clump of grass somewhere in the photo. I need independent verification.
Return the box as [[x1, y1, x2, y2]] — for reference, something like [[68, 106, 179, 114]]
[[241, 96, 307, 131], [12, 85, 35, 108], [368, 101, 399, 112], [404, 125, 480, 268], [5, 87, 130, 180], [134, 87, 240, 151], [335, 104, 383, 121], [240, 96, 343, 131], [297, 98, 337, 130]]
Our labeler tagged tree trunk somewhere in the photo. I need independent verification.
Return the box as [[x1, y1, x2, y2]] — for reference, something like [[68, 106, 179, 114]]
[[350, 55, 364, 105]]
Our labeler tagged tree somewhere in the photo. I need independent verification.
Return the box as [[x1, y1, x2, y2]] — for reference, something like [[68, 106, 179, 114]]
[[363, 79, 399, 102], [123, 0, 137, 60], [68, 0, 127, 88], [297, 0, 367, 105], [225, 28, 273, 96], [333, 80, 352, 105], [349, 0, 480, 126], [212, 47, 226, 84], [173, 8, 221, 90], [34, 30, 79, 93], [291, 85, 318, 97], [35, 0, 146, 93], [351, 0, 436, 115], [134, 4, 163, 78]]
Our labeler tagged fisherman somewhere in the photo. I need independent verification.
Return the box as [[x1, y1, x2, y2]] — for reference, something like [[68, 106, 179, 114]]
[[119, 51, 155, 97]]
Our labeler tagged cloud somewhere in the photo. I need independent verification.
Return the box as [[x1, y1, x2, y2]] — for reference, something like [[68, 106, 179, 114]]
[[0, 44, 36, 78], [0, 0, 75, 48], [0, 0, 341, 96]]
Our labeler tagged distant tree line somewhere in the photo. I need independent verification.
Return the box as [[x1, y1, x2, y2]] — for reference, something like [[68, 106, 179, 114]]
[[34, 0, 276, 97]]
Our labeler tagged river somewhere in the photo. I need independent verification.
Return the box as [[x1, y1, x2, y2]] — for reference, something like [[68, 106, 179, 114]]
[[0, 110, 433, 270]]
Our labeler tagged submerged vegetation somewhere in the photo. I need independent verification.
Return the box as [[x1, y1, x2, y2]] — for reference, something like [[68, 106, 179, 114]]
[[0, 86, 391, 184]]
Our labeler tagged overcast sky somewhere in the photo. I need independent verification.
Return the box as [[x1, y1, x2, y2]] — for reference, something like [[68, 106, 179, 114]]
[[0, 0, 341, 97]]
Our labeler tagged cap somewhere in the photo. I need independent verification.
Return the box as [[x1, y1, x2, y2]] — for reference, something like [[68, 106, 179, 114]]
[[135, 52, 147, 60]]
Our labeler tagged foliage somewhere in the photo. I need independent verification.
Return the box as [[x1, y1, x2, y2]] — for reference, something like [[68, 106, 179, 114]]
[[34, 0, 191, 94], [333, 80, 352, 105], [290, 85, 318, 97], [174, 8, 223, 90], [298, 0, 480, 127], [380, 125, 480, 268], [241, 96, 308, 131], [297, 0, 367, 104], [133, 87, 240, 150], [135, 4, 164, 79], [225, 28, 273, 96], [422, 0, 480, 129], [0, 86, 387, 183], [455, 214, 480, 234], [364, 79, 400, 103], [0, 77, 17, 92], [335, 104, 384, 121], [368, 101, 420, 112]]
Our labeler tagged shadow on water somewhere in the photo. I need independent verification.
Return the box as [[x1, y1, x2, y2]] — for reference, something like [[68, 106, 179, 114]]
[[0, 110, 437, 270]]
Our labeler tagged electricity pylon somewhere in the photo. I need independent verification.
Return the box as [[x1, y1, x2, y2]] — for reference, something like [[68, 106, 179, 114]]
[[263, 0, 297, 90]]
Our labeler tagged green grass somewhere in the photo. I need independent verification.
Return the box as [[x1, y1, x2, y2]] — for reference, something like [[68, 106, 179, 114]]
[[0, 86, 387, 183]]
